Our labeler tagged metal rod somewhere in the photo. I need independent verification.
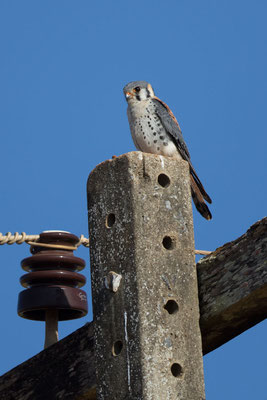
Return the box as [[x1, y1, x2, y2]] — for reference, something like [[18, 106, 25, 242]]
[[44, 310, 59, 349]]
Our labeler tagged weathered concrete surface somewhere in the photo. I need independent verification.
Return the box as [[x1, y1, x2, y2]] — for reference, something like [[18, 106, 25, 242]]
[[0, 323, 96, 400], [87, 152, 205, 400], [198, 217, 267, 354]]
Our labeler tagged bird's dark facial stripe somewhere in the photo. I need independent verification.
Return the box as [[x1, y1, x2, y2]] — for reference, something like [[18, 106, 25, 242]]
[[146, 88, 151, 98], [136, 95, 141, 101]]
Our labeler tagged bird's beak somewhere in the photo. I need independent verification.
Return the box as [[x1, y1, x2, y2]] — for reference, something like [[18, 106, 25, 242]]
[[125, 92, 133, 99]]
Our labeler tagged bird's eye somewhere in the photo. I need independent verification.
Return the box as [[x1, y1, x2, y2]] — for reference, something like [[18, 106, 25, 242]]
[[134, 86, 141, 92]]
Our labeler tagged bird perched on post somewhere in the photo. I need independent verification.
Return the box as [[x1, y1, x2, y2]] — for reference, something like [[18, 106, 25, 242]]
[[123, 80, 212, 220]]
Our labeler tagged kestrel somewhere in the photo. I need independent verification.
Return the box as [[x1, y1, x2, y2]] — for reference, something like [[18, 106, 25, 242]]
[[123, 80, 212, 220]]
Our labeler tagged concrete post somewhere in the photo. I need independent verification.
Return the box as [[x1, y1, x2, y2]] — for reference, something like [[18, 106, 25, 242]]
[[87, 152, 205, 400]]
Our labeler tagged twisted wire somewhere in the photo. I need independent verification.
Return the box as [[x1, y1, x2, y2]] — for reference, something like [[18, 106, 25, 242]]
[[0, 232, 89, 248], [0, 232, 210, 254]]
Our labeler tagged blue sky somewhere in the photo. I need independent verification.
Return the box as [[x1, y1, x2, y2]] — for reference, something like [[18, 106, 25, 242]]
[[0, 1, 266, 398]]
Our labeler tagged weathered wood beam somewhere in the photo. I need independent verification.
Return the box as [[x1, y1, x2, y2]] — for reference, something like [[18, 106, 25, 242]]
[[198, 217, 267, 354], [0, 323, 96, 400]]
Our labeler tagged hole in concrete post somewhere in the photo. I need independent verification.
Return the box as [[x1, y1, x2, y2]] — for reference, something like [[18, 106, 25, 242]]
[[162, 236, 175, 250], [106, 213, 116, 228], [112, 340, 123, 356], [158, 173, 170, 188], [164, 299, 179, 314], [171, 363, 183, 378]]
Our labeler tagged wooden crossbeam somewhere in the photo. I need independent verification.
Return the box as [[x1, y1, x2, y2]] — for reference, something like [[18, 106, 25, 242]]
[[198, 216, 267, 354], [0, 323, 96, 400]]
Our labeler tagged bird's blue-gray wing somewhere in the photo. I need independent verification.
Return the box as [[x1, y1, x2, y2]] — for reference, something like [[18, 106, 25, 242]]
[[152, 97, 191, 161], [153, 97, 212, 204]]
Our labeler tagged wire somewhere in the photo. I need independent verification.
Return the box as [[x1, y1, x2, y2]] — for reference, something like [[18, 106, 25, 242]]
[[0, 231, 211, 255], [0, 232, 89, 248]]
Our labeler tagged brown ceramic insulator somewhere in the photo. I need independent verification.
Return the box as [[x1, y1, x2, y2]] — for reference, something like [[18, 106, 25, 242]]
[[17, 231, 88, 321], [20, 270, 86, 288], [21, 253, 85, 272]]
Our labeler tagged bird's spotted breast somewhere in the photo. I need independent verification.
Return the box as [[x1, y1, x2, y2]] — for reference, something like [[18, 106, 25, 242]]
[[128, 100, 179, 157]]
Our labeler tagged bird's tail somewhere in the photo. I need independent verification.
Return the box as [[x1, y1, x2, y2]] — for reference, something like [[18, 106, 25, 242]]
[[190, 175, 212, 220]]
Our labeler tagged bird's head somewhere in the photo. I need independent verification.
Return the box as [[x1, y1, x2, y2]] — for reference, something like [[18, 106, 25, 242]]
[[123, 81, 155, 103]]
